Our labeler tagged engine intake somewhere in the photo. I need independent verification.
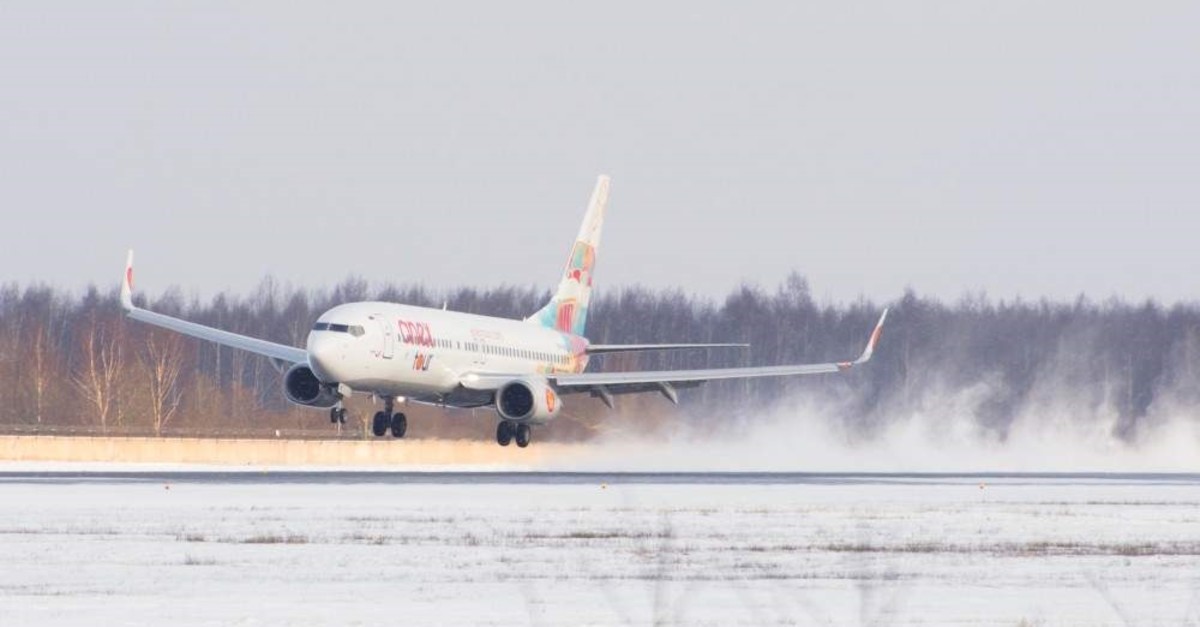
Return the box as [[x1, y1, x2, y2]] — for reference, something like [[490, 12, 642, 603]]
[[496, 378, 561, 424], [283, 364, 339, 408]]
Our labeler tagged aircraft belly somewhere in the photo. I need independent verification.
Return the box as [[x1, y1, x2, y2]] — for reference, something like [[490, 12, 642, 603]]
[[350, 377, 454, 397]]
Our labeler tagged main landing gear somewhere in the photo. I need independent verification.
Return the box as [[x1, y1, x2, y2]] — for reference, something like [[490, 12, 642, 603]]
[[329, 405, 346, 424], [496, 421, 531, 448], [371, 397, 407, 438]]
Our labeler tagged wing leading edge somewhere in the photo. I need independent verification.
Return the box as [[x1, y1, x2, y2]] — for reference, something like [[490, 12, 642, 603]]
[[120, 251, 308, 365]]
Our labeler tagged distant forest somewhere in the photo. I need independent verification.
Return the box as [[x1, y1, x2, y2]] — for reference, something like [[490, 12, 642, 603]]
[[1, 273, 1197, 442]]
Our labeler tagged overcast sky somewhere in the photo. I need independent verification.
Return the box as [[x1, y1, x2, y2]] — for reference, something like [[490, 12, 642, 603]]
[[2, 2, 1197, 305]]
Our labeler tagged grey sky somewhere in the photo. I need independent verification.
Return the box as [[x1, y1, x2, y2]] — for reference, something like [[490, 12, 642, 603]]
[[2, 2, 1197, 305]]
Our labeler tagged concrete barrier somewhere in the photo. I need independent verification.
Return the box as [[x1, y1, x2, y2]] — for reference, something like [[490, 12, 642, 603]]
[[0, 435, 577, 467]]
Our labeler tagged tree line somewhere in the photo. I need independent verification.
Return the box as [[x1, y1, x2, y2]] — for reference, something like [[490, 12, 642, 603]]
[[0, 274, 1196, 441]]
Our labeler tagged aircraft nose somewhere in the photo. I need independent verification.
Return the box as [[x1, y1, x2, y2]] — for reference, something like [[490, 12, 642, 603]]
[[307, 334, 343, 382]]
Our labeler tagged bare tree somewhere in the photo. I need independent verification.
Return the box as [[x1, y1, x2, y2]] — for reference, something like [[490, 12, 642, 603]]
[[28, 323, 57, 425], [0, 307, 16, 425], [71, 314, 125, 432], [140, 329, 186, 436]]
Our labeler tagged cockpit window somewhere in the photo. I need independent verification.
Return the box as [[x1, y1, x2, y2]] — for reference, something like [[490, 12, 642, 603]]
[[313, 322, 365, 337]]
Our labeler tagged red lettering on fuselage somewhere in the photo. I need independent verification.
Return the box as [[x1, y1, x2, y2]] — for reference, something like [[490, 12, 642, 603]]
[[397, 320, 435, 347]]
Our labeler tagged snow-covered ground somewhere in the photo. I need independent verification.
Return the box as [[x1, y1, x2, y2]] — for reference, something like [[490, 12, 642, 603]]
[[0, 473, 1197, 625]]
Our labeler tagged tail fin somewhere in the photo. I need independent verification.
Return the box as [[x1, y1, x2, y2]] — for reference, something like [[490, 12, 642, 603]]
[[527, 175, 610, 336]]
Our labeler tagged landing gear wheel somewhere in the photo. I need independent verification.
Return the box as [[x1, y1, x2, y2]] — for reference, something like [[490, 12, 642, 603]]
[[390, 413, 407, 438], [496, 421, 514, 447], [514, 423, 532, 448], [330, 408, 339, 424], [330, 407, 346, 424], [372, 411, 389, 437]]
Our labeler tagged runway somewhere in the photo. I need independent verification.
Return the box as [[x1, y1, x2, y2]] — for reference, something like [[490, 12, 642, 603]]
[[2, 467, 1198, 624], [1, 469, 1198, 486]]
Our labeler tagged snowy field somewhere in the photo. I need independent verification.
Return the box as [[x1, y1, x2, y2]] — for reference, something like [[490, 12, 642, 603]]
[[0, 471, 1198, 626]]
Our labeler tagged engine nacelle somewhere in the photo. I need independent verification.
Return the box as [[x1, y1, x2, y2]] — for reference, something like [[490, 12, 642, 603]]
[[496, 377, 562, 424], [283, 364, 339, 408]]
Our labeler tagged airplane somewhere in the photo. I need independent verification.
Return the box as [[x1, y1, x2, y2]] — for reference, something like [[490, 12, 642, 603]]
[[120, 176, 888, 447]]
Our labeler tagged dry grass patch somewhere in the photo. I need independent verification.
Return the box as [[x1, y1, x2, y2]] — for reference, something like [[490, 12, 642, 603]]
[[240, 534, 309, 545]]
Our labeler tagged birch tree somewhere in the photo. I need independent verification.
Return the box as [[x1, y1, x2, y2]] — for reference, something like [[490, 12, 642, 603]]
[[140, 329, 186, 436], [71, 314, 125, 432]]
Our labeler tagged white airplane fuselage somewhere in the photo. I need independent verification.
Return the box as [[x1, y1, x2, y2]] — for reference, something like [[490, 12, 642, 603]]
[[307, 302, 589, 403], [120, 175, 887, 447]]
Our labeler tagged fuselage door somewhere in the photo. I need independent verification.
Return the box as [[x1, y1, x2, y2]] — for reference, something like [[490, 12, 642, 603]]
[[377, 315, 394, 359], [473, 340, 488, 369]]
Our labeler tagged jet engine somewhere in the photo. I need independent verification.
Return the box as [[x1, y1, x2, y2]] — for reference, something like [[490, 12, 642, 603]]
[[283, 364, 340, 408], [496, 377, 562, 424]]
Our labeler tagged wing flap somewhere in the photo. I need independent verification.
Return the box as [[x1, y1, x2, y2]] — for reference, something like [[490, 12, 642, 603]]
[[551, 362, 842, 393], [586, 343, 748, 355]]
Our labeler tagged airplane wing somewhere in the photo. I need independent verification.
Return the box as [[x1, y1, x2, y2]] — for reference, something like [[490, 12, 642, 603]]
[[554, 309, 887, 404], [120, 251, 309, 365], [459, 309, 888, 406], [586, 343, 749, 355]]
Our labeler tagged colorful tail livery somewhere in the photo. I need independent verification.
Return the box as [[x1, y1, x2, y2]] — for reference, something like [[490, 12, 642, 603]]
[[528, 175, 609, 336]]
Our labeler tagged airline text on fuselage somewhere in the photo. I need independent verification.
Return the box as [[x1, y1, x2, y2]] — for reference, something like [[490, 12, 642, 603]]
[[397, 320, 435, 347]]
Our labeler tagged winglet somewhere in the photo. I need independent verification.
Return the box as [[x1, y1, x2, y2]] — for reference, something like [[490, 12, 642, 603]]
[[120, 250, 135, 311], [853, 308, 889, 365]]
